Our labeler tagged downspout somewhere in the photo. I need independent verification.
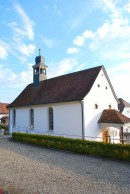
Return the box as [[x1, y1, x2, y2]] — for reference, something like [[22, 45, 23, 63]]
[[8, 110, 11, 134], [80, 100, 85, 140]]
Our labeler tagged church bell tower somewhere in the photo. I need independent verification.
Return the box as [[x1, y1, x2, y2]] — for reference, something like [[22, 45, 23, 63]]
[[32, 49, 48, 87]]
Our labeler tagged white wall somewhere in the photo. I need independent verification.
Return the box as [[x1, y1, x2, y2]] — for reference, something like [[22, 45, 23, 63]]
[[9, 102, 82, 138], [122, 107, 130, 118], [83, 68, 118, 141]]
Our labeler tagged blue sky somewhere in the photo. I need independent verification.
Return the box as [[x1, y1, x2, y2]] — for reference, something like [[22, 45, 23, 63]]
[[0, 0, 130, 103]]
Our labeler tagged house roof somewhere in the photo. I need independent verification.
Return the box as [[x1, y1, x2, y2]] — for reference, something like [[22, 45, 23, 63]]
[[98, 109, 130, 124], [1, 115, 9, 120], [118, 98, 130, 112], [0, 103, 9, 114], [8, 66, 103, 108]]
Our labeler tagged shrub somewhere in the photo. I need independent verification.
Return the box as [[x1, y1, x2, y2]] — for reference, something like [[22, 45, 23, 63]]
[[0, 124, 8, 135], [12, 132, 130, 162]]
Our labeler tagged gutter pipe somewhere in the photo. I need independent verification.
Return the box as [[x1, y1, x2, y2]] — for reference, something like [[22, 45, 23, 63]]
[[80, 100, 85, 140]]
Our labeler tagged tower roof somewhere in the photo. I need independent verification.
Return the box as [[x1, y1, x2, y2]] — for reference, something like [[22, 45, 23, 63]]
[[35, 50, 45, 64]]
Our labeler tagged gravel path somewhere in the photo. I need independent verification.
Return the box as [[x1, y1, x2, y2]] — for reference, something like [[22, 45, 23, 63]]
[[0, 138, 130, 194]]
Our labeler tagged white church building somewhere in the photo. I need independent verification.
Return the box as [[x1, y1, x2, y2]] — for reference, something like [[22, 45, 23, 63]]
[[8, 52, 130, 143]]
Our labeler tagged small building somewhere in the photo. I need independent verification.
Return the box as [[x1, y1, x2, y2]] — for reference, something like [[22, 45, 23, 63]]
[[7, 52, 129, 143], [0, 102, 9, 125], [118, 98, 130, 118], [98, 109, 130, 143]]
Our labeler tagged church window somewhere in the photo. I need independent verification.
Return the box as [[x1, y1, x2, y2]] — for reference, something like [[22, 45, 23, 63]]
[[97, 84, 100, 87], [105, 86, 108, 89], [30, 109, 34, 129], [109, 105, 111, 109], [12, 109, 16, 128], [49, 107, 53, 130], [95, 104, 98, 109]]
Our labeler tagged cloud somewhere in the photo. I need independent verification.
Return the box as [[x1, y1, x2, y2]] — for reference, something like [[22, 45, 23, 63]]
[[48, 58, 78, 78], [71, 0, 130, 62], [4, 3, 36, 58], [125, 2, 130, 13], [69, 17, 82, 32], [14, 3, 34, 40], [94, 0, 120, 17], [41, 36, 55, 48], [13, 38, 36, 57], [73, 30, 95, 46], [54, 4, 62, 16], [108, 62, 130, 102], [0, 63, 32, 88], [0, 41, 9, 59], [67, 47, 79, 54]]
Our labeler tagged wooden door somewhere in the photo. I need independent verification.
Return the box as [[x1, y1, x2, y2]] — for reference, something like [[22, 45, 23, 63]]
[[102, 130, 108, 143]]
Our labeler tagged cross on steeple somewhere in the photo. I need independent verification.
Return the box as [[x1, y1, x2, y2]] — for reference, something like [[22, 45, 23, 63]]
[[39, 48, 41, 56]]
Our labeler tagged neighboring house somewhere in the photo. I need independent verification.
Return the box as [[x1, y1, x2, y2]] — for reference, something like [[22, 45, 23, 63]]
[[118, 98, 130, 118], [98, 109, 130, 143], [0, 102, 9, 125], [7, 52, 129, 143], [1, 116, 9, 125]]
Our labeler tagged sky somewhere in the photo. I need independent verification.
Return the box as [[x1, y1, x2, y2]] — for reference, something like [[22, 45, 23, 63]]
[[0, 0, 130, 103]]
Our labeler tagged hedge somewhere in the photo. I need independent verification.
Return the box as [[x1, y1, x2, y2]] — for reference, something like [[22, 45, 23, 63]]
[[12, 132, 130, 162]]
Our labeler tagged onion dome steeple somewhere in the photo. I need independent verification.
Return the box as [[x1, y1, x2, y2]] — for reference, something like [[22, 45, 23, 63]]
[[32, 49, 48, 87]]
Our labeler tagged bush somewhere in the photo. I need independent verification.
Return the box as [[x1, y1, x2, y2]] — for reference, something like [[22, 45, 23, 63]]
[[12, 132, 130, 162], [0, 124, 8, 135]]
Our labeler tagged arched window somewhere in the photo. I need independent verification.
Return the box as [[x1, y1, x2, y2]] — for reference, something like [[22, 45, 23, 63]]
[[109, 105, 111, 109], [49, 107, 53, 130], [12, 109, 16, 128], [30, 109, 34, 129], [95, 104, 98, 109]]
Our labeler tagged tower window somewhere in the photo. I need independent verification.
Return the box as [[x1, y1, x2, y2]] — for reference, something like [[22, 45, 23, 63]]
[[43, 68, 46, 75], [105, 86, 108, 89], [40, 68, 43, 74], [97, 84, 100, 87], [49, 107, 53, 130]]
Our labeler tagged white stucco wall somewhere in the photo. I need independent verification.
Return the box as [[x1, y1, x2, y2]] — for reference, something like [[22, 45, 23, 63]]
[[9, 102, 82, 138], [122, 107, 130, 118], [83, 68, 118, 141]]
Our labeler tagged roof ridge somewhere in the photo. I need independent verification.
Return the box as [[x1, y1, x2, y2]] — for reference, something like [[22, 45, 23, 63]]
[[45, 65, 103, 81]]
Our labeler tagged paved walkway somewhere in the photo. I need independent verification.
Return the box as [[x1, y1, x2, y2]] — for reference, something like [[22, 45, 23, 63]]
[[0, 135, 11, 139], [0, 139, 130, 194]]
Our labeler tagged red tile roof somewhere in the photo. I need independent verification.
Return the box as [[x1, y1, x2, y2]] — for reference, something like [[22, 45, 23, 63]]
[[8, 66, 102, 108], [0, 103, 9, 114], [98, 109, 130, 124]]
